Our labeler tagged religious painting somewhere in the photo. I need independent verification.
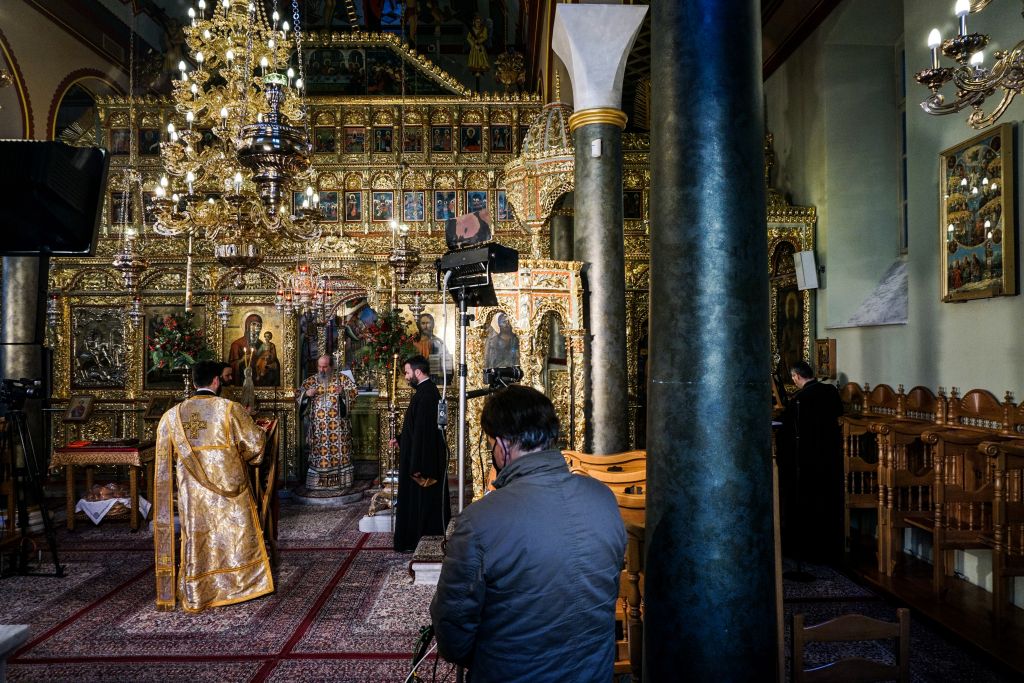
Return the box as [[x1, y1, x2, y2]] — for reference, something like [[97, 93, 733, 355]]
[[483, 312, 520, 370], [343, 126, 365, 153], [304, 48, 368, 95], [402, 127, 424, 153], [64, 396, 94, 422], [292, 190, 308, 218], [403, 191, 425, 222], [490, 125, 512, 153], [431, 125, 453, 152], [72, 307, 126, 389], [466, 190, 487, 213], [623, 190, 644, 220], [138, 128, 161, 156], [364, 49, 403, 96], [371, 191, 394, 221], [143, 396, 171, 421], [144, 306, 207, 389], [109, 191, 132, 225], [815, 338, 837, 380], [939, 123, 1017, 302], [319, 191, 339, 221], [518, 125, 530, 150], [109, 128, 130, 155], [434, 190, 457, 220], [314, 126, 337, 153], [372, 126, 393, 153], [460, 125, 482, 153], [407, 304, 455, 384], [776, 285, 803, 381], [496, 190, 512, 221], [344, 191, 363, 221], [222, 306, 283, 388]]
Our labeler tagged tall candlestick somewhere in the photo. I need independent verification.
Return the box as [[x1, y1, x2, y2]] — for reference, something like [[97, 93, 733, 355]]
[[391, 353, 399, 407], [184, 235, 194, 311]]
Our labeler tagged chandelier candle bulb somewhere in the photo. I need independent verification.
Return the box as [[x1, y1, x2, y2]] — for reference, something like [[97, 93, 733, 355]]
[[971, 51, 984, 67], [195, 51, 204, 65], [186, 111, 194, 128], [928, 29, 941, 69], [233, 172, 243, 194], [956, 0, 970, 36]]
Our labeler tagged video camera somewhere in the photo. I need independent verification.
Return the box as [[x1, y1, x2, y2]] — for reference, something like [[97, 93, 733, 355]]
[[0, 378, 44, 411], [483, 366, 523, 388]]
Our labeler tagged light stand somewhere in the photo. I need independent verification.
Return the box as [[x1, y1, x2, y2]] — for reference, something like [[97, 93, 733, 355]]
[[436, 242, 518, 512], [455, 288, 472, 513]]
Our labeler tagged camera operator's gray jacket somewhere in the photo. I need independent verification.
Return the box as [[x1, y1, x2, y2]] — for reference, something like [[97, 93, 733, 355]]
[[430, 448, 626, 682]]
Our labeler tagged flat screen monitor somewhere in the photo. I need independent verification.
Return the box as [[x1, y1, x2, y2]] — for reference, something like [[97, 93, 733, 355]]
[[0, 140, 109, 256]]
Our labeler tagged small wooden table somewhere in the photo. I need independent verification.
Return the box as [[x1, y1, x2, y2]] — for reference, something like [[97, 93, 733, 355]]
[[50, 442, 155, 531]]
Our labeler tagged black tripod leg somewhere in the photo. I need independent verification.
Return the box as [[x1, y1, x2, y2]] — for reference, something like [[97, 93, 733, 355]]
[[14, 413, 63, 577]]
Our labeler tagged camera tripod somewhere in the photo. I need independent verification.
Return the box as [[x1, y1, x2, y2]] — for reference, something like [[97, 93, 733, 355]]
[[1, 409, 63, 577]]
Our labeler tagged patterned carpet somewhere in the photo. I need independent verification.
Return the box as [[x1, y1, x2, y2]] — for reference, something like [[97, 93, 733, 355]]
[[2, 501, 1018, 681], [781, 560, 1018, 682], [3, 499, 445, 683]]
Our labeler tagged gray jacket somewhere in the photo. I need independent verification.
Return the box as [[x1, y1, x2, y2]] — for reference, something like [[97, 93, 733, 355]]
[[430, 448, 626, 682]]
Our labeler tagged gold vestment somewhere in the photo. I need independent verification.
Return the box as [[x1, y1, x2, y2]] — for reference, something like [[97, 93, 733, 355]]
[[154, 395, 273, 612]]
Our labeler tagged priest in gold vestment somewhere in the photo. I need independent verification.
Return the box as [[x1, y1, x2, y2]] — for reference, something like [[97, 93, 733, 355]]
[[154, 360, 273, 612]]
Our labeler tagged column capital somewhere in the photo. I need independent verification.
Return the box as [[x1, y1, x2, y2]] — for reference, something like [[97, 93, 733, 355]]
[[568, 107, 628, 133], [552, 4, 647, 112]]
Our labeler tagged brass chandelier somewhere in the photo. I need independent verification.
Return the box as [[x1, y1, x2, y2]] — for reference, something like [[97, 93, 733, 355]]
[[916, 0, 1024, 129], [152, 0, 321, 273]]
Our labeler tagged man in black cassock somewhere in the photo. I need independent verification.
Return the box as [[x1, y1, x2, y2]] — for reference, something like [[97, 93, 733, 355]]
[[391, 355, 451, 552], [779, 360, 844, 565]]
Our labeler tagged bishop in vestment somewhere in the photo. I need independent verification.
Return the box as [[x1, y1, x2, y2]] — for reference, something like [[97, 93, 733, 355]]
[[297, 354, 360, 491], [153, 361, 273, 612]]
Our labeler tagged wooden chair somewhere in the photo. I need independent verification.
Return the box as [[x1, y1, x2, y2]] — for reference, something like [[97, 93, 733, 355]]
[[250, 418, 280, 566], [791, 608, 910, 683], [874, 386, 938, 575], [839, 382, 866, 416], [913, 389, 1008, 595], [838, 384, 898, 561], [979, 438, 1024, 624]]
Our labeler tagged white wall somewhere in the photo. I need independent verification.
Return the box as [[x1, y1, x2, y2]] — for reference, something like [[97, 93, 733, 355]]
[[767, 0, 1024, 604]]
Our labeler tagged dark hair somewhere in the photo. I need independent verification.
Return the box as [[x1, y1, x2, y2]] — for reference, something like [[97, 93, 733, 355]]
[[790, 360, 814, 380], [481, 385, 560, 452], [192, 359, 222, 388], [404, 355, 430, 376], [218, 361, 231, 376]]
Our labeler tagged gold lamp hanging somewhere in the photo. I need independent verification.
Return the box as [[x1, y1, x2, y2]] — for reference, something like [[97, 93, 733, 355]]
[[151, 0, 321, 270]]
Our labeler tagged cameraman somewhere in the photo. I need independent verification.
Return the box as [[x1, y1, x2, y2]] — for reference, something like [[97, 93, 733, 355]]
[[430, 386, 626, 681]]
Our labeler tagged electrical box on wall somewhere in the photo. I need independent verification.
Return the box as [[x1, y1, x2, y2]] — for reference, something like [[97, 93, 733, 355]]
[[793, 250, 819, 290]]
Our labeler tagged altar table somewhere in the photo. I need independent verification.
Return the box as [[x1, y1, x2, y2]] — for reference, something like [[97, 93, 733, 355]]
[[51, 442, 155, 531]]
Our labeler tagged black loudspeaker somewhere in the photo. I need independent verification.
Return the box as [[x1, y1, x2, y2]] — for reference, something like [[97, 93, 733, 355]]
[[0, 140, 109, 256]]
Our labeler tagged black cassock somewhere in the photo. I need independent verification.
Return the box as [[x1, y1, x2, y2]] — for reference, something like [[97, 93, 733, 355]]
[[779, 379, 844, 564], [394, 378, 451, 552]]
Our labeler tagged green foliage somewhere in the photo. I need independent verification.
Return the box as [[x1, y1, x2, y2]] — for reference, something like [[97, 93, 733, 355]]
[[147, 311, 214, 374]]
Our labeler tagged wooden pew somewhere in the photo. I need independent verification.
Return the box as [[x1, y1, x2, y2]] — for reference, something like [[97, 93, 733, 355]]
[[571, 465, 645, 682], [978, 438, 1024, 624], [563, 449, 646, 472], [913, 389, 1009, 595]]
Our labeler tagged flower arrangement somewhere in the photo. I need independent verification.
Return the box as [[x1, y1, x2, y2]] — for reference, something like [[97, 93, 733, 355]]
[[147, 311, 214, 373], [354, 308, 415, 371]]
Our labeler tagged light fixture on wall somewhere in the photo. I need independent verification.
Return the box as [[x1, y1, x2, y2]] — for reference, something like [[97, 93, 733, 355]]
[[916, 0, 1021, 129], [152, 0, 321, 270]]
